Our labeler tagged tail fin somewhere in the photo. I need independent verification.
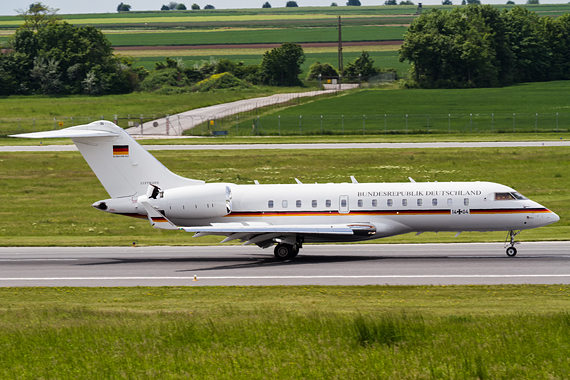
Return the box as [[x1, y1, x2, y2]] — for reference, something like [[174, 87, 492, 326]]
[[11, 121, 204, 198]]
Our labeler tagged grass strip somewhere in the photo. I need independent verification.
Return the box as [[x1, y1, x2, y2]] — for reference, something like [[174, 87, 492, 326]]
[[1, 285, 570, 379]]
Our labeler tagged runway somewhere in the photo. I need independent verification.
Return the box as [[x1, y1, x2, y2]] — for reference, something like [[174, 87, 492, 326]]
[[2, 141, 570, 152], [1, 242, 569, 287]]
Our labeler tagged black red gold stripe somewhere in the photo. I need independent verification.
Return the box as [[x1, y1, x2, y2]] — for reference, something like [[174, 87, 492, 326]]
[[113, 145, 129, 156], [470, 208, 551, 215]]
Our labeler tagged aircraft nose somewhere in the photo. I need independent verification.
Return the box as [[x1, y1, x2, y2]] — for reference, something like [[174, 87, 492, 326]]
[[550, 211, 560, 224]]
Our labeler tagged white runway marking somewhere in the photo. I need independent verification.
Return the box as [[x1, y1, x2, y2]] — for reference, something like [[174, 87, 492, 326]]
[[0, 259, 78, 261], [3, 274, 570, 281]]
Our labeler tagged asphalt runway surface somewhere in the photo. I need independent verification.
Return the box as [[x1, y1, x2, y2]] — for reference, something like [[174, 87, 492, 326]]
[[3, 140, 570, 152], [1, 242, 569, 287]]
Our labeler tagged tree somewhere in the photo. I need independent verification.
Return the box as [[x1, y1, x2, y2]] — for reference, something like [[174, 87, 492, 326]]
[[398, 5, 567, 88], [306, 61, 338, 80], [346, 0, 361, 5], [117, 3, 131, 11], [191, 3, 200, 9], [161, 5, 170, 10], [331, 2, 338, 5], [400, 0, 414, 4], [204, 4, 215, 8], [343, 51, 377, 77], [262, 1, 272, 6], [466, 0, 481, 4], [506, 0, 514, 3], [7, 21, 140, 95], [176, 3, 187, 9], [526, 0, 539, 3], [384, 0, 397, 5], [168, 1, 179, 9], [259, 42, 305, 86], [442, 0, 452, 4], [286, 1, 298, 6], [16, 2, 60, 32]]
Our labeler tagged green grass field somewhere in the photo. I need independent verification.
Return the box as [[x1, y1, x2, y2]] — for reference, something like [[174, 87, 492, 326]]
[[106, 26, 407, 46], [0, 88, 316, 136], [1, 285, 570, 379], [1, 146, 567, 247]]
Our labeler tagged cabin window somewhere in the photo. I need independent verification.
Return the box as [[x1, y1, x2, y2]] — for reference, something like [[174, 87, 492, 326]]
[[326, 199, 331, 208], [312, 200, 317, 208], [341, 199, 347, 208], [402, 199, 408, 207], [417, 199, 423, 207], [464, 198, 469, 206], [387, 199, 393, 207], [447, 198, 453, 206], [296, 200, 302, 208], [282, 200, 288, 208], [358, 199, 363, 207], [268, 200, 274, 208], [372, 199, 377, 207], [432, 198, 438, 206]]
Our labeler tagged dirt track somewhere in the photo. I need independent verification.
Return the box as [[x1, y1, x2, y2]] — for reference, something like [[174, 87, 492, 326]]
[[114, 40, 403, 51]]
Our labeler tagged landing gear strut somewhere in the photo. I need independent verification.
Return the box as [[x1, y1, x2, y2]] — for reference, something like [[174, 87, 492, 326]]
[[505, 230, 521, 257], [274, 243, 299, 261]]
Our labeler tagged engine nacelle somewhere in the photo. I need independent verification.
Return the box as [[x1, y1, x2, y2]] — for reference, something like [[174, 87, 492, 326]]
[[149, 183, 232, 219]]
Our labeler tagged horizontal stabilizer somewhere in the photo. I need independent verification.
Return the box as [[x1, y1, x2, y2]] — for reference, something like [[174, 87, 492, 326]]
[[10, 129, 119, 139]]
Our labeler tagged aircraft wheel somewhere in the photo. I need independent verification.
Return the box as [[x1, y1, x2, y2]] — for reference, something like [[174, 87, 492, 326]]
[[274, 244, 297, 261], [506, 247, 517, 257]]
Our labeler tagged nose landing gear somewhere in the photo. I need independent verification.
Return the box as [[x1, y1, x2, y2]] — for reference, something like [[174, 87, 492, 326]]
[[505, 230, 521, 257]]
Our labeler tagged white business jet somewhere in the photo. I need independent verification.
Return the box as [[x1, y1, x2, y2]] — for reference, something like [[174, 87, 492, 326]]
[[12, 121, 559, 260]]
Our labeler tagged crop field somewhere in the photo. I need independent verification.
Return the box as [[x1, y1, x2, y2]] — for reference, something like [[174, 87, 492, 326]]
[[1, 285, 570, 379], [1, 146, 566, 246], [106, 26, 406, 47]]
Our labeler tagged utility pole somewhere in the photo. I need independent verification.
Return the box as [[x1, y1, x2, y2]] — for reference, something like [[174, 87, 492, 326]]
[[338, 15, 343, 75]]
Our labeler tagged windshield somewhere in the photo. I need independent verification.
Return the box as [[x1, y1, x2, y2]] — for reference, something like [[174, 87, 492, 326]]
[[495, 192, 528, 201]]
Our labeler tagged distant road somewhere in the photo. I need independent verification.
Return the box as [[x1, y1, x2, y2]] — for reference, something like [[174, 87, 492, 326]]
[[1, 242, 569, 287], [3, 141, 570, 153]]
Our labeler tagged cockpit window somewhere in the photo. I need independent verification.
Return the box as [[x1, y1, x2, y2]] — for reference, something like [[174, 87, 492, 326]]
[[495, 192, 527, 201], [512, 192, 528, 200]]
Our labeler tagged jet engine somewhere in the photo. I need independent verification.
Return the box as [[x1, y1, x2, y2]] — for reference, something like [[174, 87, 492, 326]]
[[141, 183, 232, 219]]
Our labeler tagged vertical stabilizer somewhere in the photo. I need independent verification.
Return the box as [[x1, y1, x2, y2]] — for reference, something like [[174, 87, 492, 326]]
[[11, 121, 204, 198]]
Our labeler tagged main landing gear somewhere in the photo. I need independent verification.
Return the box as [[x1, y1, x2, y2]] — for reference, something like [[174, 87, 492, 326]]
[[505, 230, 521, 257], [274, 243, 300, 261]]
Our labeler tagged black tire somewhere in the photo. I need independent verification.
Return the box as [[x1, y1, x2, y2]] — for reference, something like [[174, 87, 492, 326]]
[[274, 244, 297, 261], [506, 247, 517, 257]]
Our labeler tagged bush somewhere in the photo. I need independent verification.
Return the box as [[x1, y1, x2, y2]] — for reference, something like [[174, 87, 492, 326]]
[[193, 72, 250, 91], [139, 68, 189, 91]]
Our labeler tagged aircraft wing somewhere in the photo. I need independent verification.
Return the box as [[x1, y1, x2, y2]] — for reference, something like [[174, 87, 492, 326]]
[[180, 222, 378, 246], [139, 201, 376, 246]]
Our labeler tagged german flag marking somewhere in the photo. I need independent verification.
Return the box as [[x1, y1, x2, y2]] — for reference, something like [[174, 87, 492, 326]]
[[113, 145, 129, 156]]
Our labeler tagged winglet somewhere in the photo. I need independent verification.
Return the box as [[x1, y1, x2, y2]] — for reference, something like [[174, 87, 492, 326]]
[[139, 201, 178, 230]]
